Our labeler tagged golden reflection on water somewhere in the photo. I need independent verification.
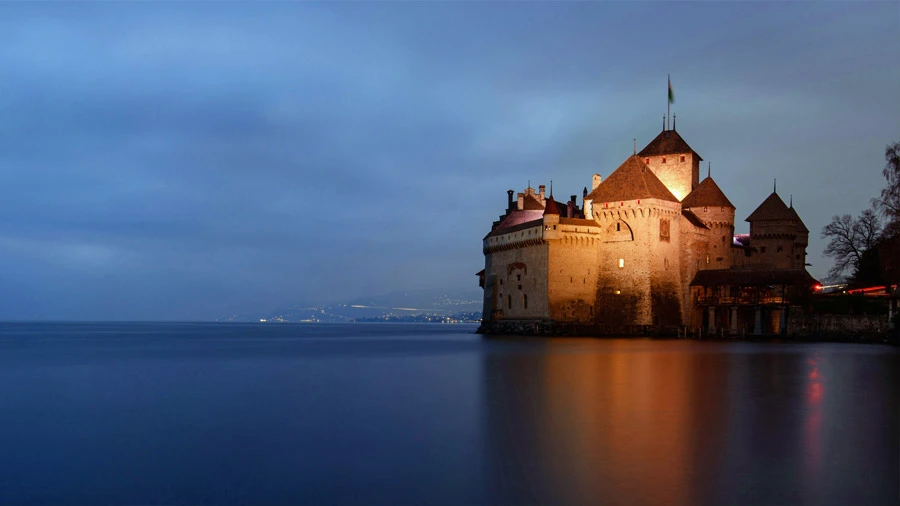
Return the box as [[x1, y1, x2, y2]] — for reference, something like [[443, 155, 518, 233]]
[[488, 339, 718, 506], [803, 354, 824, 502], [483, 338, 897, 506]]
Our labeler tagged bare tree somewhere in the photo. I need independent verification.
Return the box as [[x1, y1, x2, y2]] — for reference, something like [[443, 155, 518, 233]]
[[822, 208, 882, 279], [874, 140, 900, 236]]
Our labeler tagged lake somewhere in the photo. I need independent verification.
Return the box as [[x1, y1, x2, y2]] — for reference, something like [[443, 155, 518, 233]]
[[0, 322, 896, 505]]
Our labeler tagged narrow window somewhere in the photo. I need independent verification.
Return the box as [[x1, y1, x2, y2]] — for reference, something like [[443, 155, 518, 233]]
[[777, 246, 783, 253], [616, 223, 621, 231], [618, 258, 624, 268], [662, 157, 666, 164], [761, 246, 767, 254], [680, 155, 685, 162], [507, 295, 511, 309], [523, 294, 528, 309], [517, 274, 521, 281], [706, 254, 710, 264], [645, 158, 650, 164]]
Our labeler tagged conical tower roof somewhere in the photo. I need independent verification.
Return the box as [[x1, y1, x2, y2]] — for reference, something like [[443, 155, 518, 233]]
[[543, 195, 560, 215], [681, 177, 734, 209], [638, 129, 703, 160], [745, 192, 796, 222], [586, 155, 679, 203]]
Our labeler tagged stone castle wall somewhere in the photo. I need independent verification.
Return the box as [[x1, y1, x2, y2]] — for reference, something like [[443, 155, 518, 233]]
[[545, 219, 602, 323], [750, 219, 809, 269], [787, 313, 891, 340], [678, 215, 710, 326], [589, 199, 684, 325], [482, 225, 549, 321]]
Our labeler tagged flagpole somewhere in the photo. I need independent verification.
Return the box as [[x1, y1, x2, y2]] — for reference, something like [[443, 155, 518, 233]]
[[667, 74, 670, 131]]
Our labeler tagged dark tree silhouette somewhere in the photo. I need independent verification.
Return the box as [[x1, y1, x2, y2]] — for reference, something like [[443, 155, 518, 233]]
[[821, 208, 881, 280], [874, 140, 900, 236]]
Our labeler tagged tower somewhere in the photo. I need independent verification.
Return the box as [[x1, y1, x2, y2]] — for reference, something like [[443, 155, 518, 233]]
[[637, 127, 702, 201], [745, 192, 810, 270], [681, 175, 736, 270]]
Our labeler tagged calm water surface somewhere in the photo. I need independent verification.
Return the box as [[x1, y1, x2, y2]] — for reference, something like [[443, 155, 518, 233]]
[[0, 322, 896, 505]]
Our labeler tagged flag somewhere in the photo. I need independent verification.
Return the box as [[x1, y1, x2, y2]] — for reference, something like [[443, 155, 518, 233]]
[[668, 76, 674, 104]]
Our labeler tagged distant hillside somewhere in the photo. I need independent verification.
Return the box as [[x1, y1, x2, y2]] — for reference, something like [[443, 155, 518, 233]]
[[218, 289, 482, 323]]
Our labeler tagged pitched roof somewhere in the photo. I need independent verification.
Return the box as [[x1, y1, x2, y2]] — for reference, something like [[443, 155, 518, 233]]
[[543, 196, 560, 215], [484, 215, 543, 238], [745, 192, 797, 222], [521, 193, 545, 211], [733, 234, 751, 247], [681, 177, 735, 209], [586, 155, 679, 203], [690, 268, 819, 287], [638, 129, 702, 160]]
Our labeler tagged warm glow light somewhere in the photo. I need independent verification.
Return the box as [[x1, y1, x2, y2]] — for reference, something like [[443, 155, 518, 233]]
[[618, 258, 624, 268], [846, 285, 886, 294]]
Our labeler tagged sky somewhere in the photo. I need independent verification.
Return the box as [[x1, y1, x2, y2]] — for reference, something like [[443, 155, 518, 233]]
[[0, 1, 897, 321]]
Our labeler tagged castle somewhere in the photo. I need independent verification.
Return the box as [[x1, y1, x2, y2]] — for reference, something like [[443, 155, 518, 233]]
[[477, 120, 817, 335]]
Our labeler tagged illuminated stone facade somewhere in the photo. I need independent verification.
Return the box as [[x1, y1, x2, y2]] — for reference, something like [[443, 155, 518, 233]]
[[479, 125, 815, 333]]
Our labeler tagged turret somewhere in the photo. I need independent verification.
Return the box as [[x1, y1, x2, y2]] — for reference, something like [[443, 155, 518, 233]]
[[681, 174, 736, 268], [638, 128, 702, 201], [745, 191, 809, 269]]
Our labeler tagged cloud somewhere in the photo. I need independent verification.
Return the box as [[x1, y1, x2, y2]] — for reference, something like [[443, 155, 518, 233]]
[[0, 2, 896, 319]]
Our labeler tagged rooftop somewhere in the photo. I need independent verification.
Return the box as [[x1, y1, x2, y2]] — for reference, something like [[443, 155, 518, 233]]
[[691, 268, 819, 287], [745, 192, 798, 222], [586, 155, 679, 203], [638, 129, 702, 160], [681, 177, 735, 209]]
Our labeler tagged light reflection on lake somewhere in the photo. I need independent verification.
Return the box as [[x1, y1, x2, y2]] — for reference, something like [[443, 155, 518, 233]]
[[0, 323, 896, 505]]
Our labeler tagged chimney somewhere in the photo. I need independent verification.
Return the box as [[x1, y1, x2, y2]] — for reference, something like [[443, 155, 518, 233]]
[[538, 185, 546, 201], [567, 195, 577, 218], [592, 174, 602, 190], [517, 192, 525, 210], [507, 189, 514, 211]]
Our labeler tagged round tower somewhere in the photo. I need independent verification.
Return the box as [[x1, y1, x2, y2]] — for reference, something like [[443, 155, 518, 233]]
[[681, 175, 736, 268]]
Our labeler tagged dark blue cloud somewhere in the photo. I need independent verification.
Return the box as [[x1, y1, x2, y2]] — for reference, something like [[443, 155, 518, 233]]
[[0, 2, 896, 319]]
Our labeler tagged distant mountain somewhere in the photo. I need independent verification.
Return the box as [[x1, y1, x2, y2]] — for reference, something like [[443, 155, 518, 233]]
[[219, 288, 483, 323]]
